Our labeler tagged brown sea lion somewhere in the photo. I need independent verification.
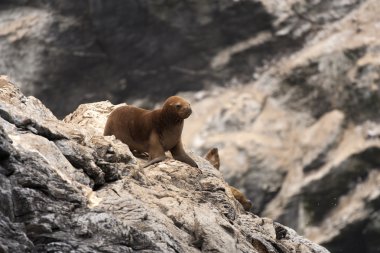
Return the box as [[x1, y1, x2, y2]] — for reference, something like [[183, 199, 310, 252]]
[[229, 186, 253, 211], [104, 96, 198, 168], [204, 147, 220, 170], [204, 147, 252, 211]]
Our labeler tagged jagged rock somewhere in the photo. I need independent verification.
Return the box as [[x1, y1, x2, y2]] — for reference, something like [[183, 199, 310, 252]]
[[185, 88, 342, 215], [182, 2, 380, 252], [257, 0, 380, 123], [0, 77, 328, 252], [0, 125, 12, 161], [186, 73, 380, 252], [0, 215, 34, 253]]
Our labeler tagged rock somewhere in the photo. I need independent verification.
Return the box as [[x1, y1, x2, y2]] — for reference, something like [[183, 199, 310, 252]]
[[0, 1, 274, 117], [0, 0, 361, 117], [0, 77, 329, 252], [1, 1, 373, 251], [0, 125, 12, 161], [258, 0, 380, 123], [186, 74, 379, 252], [300, 110, 345, 172], [261, 0, 362, 40], [302, 147, 380, 223], [182, 2, 380, 252], [186, 89, 314, 214], [0, 215, 34, 253]]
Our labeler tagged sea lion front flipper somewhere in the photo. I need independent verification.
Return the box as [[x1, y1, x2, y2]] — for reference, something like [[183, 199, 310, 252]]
[[143, 156, 167, 168], [170, 140, 199, 169], [144, 131, 167, 167]]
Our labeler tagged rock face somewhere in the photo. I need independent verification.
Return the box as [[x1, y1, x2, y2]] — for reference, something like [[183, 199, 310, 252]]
[[0, 77, 329, 252], [182, 1, 380, 252], [0, 0, 270, 117], [1, 1, 379, 252], [0, 0, 362, 117]]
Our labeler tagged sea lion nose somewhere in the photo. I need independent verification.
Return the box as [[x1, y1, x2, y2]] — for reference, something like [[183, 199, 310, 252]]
[[186, 107, 193, 116]]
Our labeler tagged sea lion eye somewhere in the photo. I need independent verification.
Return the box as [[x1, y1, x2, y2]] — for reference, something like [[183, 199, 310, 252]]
[[175, 104, 181, 109]]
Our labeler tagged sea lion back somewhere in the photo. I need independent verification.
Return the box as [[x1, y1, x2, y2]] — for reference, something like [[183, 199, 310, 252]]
[[104, 105, 151, 152]]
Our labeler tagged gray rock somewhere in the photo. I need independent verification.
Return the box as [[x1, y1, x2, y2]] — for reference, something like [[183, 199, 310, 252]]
[[0, 77, 329, 253]]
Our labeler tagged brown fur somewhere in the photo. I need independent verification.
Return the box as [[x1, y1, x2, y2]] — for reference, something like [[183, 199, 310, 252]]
[[104, 96, 198, 168], [204, 148, 220, 170], [204, 148, 252, 211], [229, 186, 253, 211]]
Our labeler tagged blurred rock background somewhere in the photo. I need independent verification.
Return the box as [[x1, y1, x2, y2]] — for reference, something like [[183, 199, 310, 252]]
[[1, 0, 380, 252]]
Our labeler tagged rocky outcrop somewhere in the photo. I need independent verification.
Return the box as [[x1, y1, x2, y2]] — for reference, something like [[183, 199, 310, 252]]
[[0, 0, 361, 117], [1, 1, 378, 252], [0, 77, 329, 252], [183, 1, 380, 252]]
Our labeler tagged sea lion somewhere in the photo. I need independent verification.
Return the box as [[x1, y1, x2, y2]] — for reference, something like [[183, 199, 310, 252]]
[[229, 186, 253, 211], [104, 96, 198, 168], [204, 147, 220, 170], [204, 147, 252, 211]]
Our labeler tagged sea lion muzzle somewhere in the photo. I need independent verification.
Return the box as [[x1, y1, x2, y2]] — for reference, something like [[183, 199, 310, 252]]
[[181, 107, 192, 118]]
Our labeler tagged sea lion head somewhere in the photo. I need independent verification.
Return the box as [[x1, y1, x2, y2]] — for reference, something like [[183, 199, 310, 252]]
[[163, 96, 193, 119]]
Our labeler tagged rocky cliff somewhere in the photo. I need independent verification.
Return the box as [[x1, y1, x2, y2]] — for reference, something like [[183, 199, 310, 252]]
[[182, 1, 380, 252], [0, 0, 362, 117], [1, 1, 380, 253], [0, 77, 329, 252]]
